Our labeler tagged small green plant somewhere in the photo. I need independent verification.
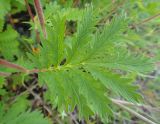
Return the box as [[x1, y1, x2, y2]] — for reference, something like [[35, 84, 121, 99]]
[[0, 0, 158, 124]]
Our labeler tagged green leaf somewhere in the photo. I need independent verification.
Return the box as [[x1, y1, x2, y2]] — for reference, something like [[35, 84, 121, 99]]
[[2, 97, 29, 122], [39, 71, 65, 109], [27, 6, 153, 122], [64, 8, 83, 21], [86, 66, 142, 103], [46, 14, 66, 66], [0, 98, 50, 124], [0, 77, 5, 88], [15, 0, 25, 5], [9, 110, 50, 124], [86, 15, 127, 59], [0, 77, 6, 96], [85, 48, 153, 74], [0, 0, 11, 20], [67, 7, 97, 64], [0, 26, 19, 60], [39, 70, 93, 119], [45, 3, 83, 21], [0, 19, 4, 31], [28, 13, 66, 68], [38, 68, 111, 121], [70, 69, 112, 121]]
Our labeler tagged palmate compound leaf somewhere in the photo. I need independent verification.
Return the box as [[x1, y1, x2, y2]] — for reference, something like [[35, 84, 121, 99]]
[[0, 97, 51, 124], [27, 6, 153, 122]]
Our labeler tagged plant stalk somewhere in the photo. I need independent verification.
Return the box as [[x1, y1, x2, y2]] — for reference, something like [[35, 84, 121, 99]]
[[34, 0, 47, 38], [0, 59, 28, 73], [24, 0, 41, 44], [111, 98, 160, 111], [24, 0, 34, 22], [111, 99, 157, 124]]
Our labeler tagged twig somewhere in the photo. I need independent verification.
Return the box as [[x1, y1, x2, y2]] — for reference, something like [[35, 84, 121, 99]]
[[130, 13, 160, 29], [137, 13, 160, 25], [111, 98, 160, 111], [34, 0, 47, 38], [111, 99, 157, 124], [10, 82, 38, 104], [23, 83, 53, 116], [108, 0, 126, 17], [0, 59, 28, 73], [100, 0, 126, 23]]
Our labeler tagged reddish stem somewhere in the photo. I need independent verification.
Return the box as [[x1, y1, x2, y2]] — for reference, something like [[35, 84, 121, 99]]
[[0, 59, 51, 76], [24, 0, 41, 43], [0, 59, 28, 73], [24, 0, 34, 22], [34, 0, 47, 38]]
